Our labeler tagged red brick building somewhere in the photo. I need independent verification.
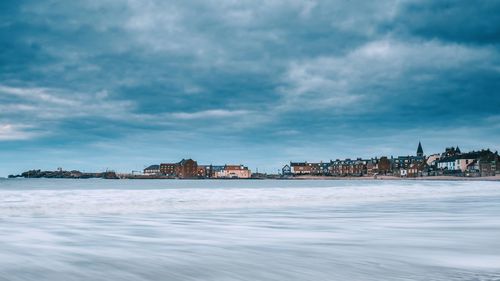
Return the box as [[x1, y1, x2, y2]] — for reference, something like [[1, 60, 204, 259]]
[[175, 159, 198, 178], [160, 163, 177, 176]]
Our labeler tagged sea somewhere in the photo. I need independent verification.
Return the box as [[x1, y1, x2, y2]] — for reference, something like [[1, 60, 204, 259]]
[[1, 179, 499, 281]]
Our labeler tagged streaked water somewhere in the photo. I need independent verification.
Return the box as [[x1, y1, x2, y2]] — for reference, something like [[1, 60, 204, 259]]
[[1, 179, 500, 281]]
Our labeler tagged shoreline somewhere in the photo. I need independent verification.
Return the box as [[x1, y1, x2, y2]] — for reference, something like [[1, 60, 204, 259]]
[[3, 175, 500, 181], [288, 175, 500, 181]]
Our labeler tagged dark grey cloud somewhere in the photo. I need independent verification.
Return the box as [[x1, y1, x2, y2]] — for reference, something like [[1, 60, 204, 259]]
[[391, 0, 500, 44]]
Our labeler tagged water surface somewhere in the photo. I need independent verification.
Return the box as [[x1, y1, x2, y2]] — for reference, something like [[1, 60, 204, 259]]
[[1, 179, 499, 280]]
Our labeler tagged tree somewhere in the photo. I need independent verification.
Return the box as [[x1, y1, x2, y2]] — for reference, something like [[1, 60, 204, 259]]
[[378, 157, 391, 175]]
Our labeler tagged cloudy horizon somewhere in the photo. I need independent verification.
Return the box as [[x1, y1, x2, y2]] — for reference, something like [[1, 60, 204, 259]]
[[1, 0, 500, 176]]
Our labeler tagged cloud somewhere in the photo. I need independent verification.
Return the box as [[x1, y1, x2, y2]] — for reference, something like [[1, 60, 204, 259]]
[[0, 85, 134, 119], [391, 0, 500, 44], [0, 84, 136, 141], [171, 109, 251, 120], [278, 39, 498, 114], [0, 124, 40, 141]]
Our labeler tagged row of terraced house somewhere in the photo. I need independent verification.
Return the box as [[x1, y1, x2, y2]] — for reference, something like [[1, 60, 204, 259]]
[[143, 159, 252, 179], [283, 142, 500, 178]]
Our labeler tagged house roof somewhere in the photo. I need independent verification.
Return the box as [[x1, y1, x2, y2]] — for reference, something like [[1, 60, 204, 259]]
[[438, 156, 457, 163], [145, 165, 160, 170], [466, 160, 478, 168], [178, 158, 197, 165], [225, 165, 248, 170], [417, 141, 423, 155]]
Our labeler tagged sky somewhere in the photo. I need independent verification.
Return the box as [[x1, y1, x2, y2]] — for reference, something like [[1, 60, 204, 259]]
[[1, 0, 500, 176]]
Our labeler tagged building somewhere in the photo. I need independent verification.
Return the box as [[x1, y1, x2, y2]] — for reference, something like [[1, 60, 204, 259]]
[[176, 159, 198, 178], [290, 162, 313, 175], [196, 165, 210, 178], [442, 146, 461, 157], [465, 160, 480, 177], [437, 156, 458, 173], [408, 162, 426, 177], [329, 158, 367, 176], [456, 156, 477, 172], [436, 149, 499, 176], [399, 169, 408, 177], [309, 162, 330, 175], [158, 159, 199, 178], [282, 164, 291, 176], [210, 165, 225, 178], [214, 165, 251, 178], [390, 143, 426, 175], [160, 163, 177, 176], [417, 141, 424, 157], [366, 161, 376, 175], [392, 155, 424, 171], [426, 154, 441, 166], [319, 162, 331, 175], [143, 165, 160, 175], [479, 160, 496, 177]]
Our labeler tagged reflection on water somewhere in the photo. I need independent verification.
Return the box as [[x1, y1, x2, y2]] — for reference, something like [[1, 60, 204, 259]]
[[1, 179, 500, 281]]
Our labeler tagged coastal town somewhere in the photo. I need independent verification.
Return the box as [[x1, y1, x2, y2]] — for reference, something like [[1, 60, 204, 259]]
[[9, 142, 500, 180], [281, 143, 499, 179]]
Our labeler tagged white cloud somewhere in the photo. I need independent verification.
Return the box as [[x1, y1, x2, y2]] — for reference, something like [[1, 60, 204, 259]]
[[0, 85, 76, 106], [0, 124, 39, 141], [0, 85, 137, 141], [0, 84, 134, 120], [171, 109, 251, 120]]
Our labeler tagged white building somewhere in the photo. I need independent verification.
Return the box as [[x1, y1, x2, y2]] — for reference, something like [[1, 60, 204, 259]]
[[143, 165, 160, 175], [437, 157, 457, 171]]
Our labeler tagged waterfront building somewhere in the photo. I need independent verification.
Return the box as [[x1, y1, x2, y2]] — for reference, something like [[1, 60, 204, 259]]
[[143, 165, 160, 175], [158, 159, 198, 178], [456, 156, 477, 172], [290, 162, 313, 175], [329, 158, 367, 176], [399, 169, 408, 177], [214, 165, 251, 179], [210, 165, 225, 178], [426, 154, 440, 166], [436, 149, 499, 176], [309, 162, 331, 175], [408, 162, 427, 177], [282, 164, 291, 176], [319, 162, 331, 175], [479, 160, 496, 177], [160, 163, 177, 176], [197, 165, 210, 178], [365, 160, 376, 175], [391, 143, 426, 176], [392, 155, 424, 171], [437, 156, 457, 172], [176, 159, 198, 178], [465, 160, 480, 176]]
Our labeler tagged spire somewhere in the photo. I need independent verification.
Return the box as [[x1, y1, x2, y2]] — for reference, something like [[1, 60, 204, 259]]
[[417, 141, 424, 157], [456, 146, 461, 154]]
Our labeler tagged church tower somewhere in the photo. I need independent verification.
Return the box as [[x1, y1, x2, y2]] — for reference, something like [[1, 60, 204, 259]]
[[417, 141, 424, 157]]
